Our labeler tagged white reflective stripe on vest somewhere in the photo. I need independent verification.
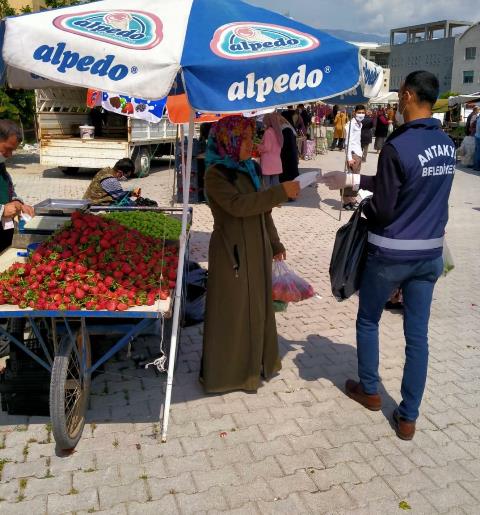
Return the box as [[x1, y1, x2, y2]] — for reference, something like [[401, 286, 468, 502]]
[[367, 232, 444, 251]]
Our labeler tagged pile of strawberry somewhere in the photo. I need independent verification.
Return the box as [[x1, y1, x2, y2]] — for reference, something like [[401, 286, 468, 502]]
[[0, 211, 178, 311]]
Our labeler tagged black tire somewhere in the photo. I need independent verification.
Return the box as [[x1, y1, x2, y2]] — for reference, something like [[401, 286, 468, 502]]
[[49, 329, 91, 450], [60, 167, 80, 176], [133, 147, 151, 177]]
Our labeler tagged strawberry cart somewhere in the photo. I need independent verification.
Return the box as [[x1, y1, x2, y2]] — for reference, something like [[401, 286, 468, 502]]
[[0, 206, 189, 450]]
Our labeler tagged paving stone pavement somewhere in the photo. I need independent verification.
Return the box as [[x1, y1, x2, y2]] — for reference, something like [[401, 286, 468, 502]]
[[0, 149, 479, 514]]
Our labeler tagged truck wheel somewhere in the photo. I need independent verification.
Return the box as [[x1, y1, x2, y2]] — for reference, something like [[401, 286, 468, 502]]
[[60, 167, 79, 176], [133, 147, 151, 178]]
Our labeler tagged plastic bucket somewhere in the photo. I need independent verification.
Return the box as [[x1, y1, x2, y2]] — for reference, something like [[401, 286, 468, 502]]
[[79, 125, 95, 139]]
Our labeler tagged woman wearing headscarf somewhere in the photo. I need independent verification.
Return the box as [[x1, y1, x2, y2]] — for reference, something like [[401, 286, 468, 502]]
[[331, 108, 347, 150], [201, 115, 300, 393], [257, 113, 283, 189], [278, 114, 299, 185]]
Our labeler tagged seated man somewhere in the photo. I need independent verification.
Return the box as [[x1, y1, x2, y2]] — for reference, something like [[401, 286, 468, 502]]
[[83, 158, 140, 205]]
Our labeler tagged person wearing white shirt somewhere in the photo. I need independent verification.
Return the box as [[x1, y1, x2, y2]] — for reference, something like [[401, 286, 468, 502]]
[[343, 105, 366, 210]]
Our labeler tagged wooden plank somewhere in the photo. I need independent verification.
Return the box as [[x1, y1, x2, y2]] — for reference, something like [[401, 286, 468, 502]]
[[41, 146, 128, 159], [40, 155, 125, 168], [41, 138, 128, 149]]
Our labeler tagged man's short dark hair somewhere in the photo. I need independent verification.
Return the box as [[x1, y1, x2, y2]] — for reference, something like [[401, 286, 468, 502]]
[[114, 158, 135, 177], [355, 105, 366, 112], [404, 71, 439, 107], [0, 120, 22, 142]]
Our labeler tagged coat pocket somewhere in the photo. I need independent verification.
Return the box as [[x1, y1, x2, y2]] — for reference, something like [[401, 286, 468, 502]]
[[217, 228, 240, 278]]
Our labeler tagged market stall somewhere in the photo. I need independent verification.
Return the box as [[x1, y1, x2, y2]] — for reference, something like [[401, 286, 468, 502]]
[[0, 206, 188, 449], [1, 0, 382, 445]]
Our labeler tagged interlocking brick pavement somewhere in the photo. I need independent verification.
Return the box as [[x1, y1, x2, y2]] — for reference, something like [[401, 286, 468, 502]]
[[0, 149, 479, 513]]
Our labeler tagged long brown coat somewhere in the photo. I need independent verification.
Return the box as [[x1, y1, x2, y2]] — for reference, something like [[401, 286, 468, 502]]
[[202, 164, 288, 393]]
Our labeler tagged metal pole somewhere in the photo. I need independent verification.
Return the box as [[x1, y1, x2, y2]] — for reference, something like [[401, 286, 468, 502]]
[[161, 109, 195, 442], [340, 113, 353, 222]]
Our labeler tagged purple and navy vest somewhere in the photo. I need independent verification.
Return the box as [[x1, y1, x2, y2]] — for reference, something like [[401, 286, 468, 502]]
[[368, 118, 455, 261]]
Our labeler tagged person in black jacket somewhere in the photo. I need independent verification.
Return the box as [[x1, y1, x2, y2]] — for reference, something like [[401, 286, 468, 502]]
[[361, 110, 374, 162], [278, 115, 299, 185]]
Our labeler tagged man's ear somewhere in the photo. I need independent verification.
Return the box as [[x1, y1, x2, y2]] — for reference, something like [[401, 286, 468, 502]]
[[404, 88, 415, 105]]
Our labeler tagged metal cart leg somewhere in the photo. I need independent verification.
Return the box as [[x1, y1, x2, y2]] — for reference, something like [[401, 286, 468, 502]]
[[49, 319, 91, 450]]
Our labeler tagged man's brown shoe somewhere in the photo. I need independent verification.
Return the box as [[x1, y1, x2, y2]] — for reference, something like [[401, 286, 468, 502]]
[[345, 380, 382, 411], [393, 409, 416, 440]]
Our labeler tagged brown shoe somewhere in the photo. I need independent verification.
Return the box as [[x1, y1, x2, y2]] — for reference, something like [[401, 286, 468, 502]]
[[345, 380, 382, 411], [393, 409, 416, 440]]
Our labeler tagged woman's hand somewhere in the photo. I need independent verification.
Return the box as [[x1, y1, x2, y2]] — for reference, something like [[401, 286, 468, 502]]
[[273, 251, 286, 261], [132, 188, 141, 197], [282, 181, 300, 199]]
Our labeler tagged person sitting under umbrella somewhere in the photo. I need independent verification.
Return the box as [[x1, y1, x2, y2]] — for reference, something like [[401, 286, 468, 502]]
[[83, 158, 140, 206]]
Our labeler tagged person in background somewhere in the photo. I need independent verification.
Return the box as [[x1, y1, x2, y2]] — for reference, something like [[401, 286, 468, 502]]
[[474, 114, 480, 171], [83, 158, 140, 206], [279, 114, 300, 187], [323, 71, 455, 441], [374, 107, 390, 152], [465, 106, 478, 136], [298, 104, 312, 134], [201, 115, 300, 393], [0, 120, 35, 253], [361, 109, 374, 162], [456, 135, 476, 167], [331, 108, 347, 150], [343, 105, 366, 210], [257, 113, 283, 189]]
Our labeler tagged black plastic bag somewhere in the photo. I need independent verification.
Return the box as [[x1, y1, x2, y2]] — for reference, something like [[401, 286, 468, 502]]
[[329, 198, 370, 300], [183, 263, 208, 326]]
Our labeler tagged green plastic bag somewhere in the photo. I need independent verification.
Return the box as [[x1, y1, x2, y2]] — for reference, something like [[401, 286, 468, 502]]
[[443, 241, 454, 276], [273, 301, 288, 313]]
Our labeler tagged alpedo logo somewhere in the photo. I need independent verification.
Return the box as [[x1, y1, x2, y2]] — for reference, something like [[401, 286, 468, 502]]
[[53, 10, 163, 50], [211, 22, 319, 60]]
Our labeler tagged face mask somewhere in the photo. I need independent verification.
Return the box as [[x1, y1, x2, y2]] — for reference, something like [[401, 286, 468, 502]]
[[356, 114, 365, 121]]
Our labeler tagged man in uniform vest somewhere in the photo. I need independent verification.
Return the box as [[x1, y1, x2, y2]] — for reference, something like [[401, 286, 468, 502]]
[[83, 158, 140, 205], [0, 120, 35, 253], [323, 71, 455, 440]]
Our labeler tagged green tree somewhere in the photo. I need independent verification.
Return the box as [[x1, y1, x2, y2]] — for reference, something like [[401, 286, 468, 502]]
[[0, 0, 94, 136], [439, 91, 460, 99]]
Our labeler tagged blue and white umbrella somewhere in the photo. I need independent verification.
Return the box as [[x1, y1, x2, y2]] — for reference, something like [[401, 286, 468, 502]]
[[1, 0, 382, 111], [0, 0, 383, 443]]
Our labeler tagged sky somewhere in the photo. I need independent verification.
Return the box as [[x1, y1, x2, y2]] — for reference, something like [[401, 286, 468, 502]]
[[248, 0, 480, 36]]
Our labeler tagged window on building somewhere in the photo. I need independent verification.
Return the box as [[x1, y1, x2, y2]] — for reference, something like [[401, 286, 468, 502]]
[[463, 71, 474, 84], [465, 47, 476, 60]]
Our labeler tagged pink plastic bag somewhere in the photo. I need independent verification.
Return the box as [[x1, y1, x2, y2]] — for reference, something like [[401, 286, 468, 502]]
[[272, 261, 315, 303]]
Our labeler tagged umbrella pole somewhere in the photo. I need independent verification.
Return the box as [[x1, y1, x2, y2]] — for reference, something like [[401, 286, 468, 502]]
[[340, 114, 353, 222], [161, 109, 195, 443]]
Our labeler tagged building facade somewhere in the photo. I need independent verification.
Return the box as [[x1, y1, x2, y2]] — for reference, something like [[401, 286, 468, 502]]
[[389, 20, 472, 93], [451, 23, 480, 94]]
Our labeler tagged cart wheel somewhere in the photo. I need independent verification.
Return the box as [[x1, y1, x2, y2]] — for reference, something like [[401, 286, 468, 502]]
[[49, 329, 91, 450]]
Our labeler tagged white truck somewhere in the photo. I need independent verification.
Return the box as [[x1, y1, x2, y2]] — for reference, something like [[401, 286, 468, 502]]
[[35, 87, 177, 177]]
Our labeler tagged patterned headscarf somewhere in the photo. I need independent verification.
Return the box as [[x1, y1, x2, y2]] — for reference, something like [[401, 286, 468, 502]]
[[206, 115, 261, 191]]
